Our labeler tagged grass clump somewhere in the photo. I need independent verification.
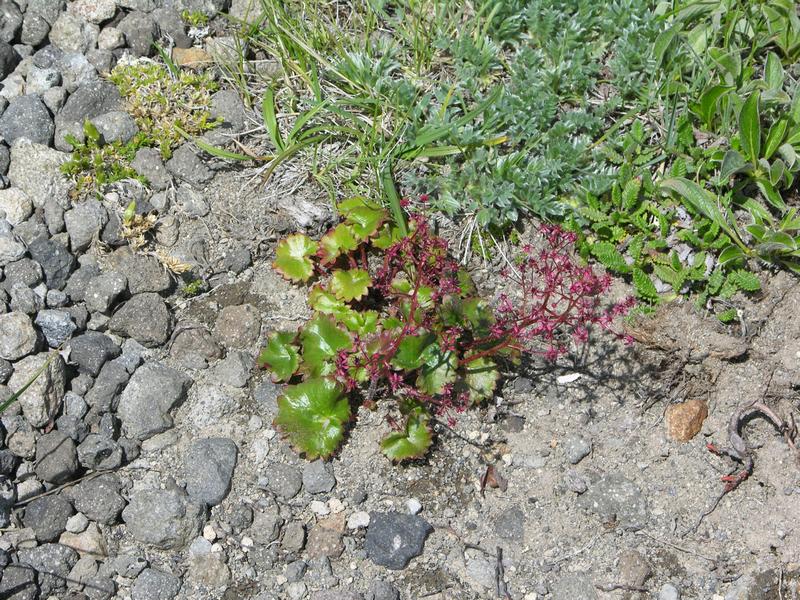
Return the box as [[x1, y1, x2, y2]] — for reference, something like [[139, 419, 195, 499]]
[[109, 59, 221, 159]]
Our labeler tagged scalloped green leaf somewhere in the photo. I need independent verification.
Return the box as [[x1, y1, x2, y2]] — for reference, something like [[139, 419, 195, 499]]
[[464, 357, 499, 404], [338, 197, 387, 239], [274, 234, 318, 282], [274, 377, 350, 460], [372, 223, 405, 249], [300, 316, 351, 377], [390, 332, 437, 371], [308, 286, 347, 314], [258, 331, 300, 382], [330, 269, 371, 301], [308, 287, 377, 334], [380, 412, 432, 461], [416, 345, 458, 395], [318, 224, 359, 264]]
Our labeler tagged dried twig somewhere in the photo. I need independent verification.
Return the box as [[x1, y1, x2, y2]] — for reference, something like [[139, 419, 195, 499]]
[[495, 546, 511, 599], [595, 583, 649, 593], [686, 400, 799, 535]]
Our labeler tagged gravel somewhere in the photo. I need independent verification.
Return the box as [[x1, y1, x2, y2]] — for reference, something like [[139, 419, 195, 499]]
[[0, 94, 54, 145], [108, 292, 172, 347], [67, 331, 120, 376], [132, 568, 182, 600], [34, 430, 79, 484], [577, 472, 648, 530], [303, 460, 337, 494], [9, 351, 67, 428], [69, 473, 126, 525], [0, 311, 38, 360]]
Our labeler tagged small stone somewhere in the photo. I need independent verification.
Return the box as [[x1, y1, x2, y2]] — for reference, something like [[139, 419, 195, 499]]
[[0, 95, 54, 145], [666, 399, 708, 442], [67, 331, 120, 376], [209, 351, 252, 387], [365, 512, 433, 570], [184, 437, 238, 506], [35, 430, 78, 484], [303, 460, 336, 494], [347, 511, 370, 530], [26, 235, 75, 290], [109, 293, 172, 347], [66, 512, 89, 533], [117, 362, 192, 440], [69, 473, 126, 525], [660, 583, 680, 600], [49, 13, 98, 53], [282, 521, 306, 553], [0, 231, 26, 266], [309, 500, 330, 516], [10, 282, 44, 315], [131, 568, 181, 600], [69, 554, 98, 585], [563, 434, 592, 464], [367, 581, 400, 600], [166, 144, 214, 184], [59, 523, 107, 558], [0, 187, 32, 225], [84, 271, 126, 313], [551, 574, 598, 600], [9, 352, 67, 428], [170, 325, 222, 368], [264, 462, 302, 500], [18, 542, 78, 597], [0, 563, 37, 599], [618, 549, 652, 589], [70, 0, 117, 24], [34, 309, 76, 347], [173, 46, 212, 67], [90, 110, 138, 144], [76, 434, 124, 470], [97, 26, 125, 50], [494, 506, 525, 541], [22, 495, 74, 542], [117, 11, 157, 57], [122, 487, 206, 550], [577, 473, 648, 530], [9, 139, 71, 210], [187, 553, 230, 589], [106, 247, 172, 294], [130, 147, 170, 191], [0, 311, 37, 360], [176, 184, 210, 217], [564, 469, 588, 494], [406, 498, 422, 515], [307, 523, 343, 559], [0, 4, 22, 45], [64, 199, 108, 253]]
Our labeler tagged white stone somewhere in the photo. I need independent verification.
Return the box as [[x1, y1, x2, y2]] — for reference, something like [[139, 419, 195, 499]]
[[0, 188, 32, 225], [65, 513, 89, 534], [406, 498, 422, 515], [346, 511, 370, 529], [202, 524, 216, 542], [328, 498, 345, 514], [309, 500, 329, 516]]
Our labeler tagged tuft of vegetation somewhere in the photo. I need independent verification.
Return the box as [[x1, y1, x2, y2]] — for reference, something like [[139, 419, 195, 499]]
[[61, 120, 147, 199], [109, 59, 221, 159]]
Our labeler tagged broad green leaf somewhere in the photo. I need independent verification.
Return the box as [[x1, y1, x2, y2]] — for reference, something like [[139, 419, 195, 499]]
[[756, 179, 787, 211], [338, 197, 387, 239], [380, 412, 432, 461], [416, 345, 458, 395], [274, 377, 350, 459], [693, 85, 730, 127], [765, 52, 784, 90], [463, 357, 499, 404], [718, 244, 746, 265], [301, 316, 351, 376], [329, 268, 371, 302], [258, 331, 300, 382], [739, 91, 761, 164], [336, 309, 378, 335], [372, 223, 405, 249], [718, 150, 751, 181], [318, 224, 359, 264], [308, 286, 347, 314], [390, 332, 437, 371], [653, 25, 680, 67], [274, 234, 318, 282], [764, 117, 789, 159]]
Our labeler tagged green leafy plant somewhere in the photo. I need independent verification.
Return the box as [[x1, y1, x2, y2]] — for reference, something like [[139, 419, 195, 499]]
[[61, 120, 147, 198], [259, 199, 632, 460]]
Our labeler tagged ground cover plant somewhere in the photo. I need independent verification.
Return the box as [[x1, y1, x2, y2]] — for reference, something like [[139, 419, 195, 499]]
[[258, 197, 633, 460]]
